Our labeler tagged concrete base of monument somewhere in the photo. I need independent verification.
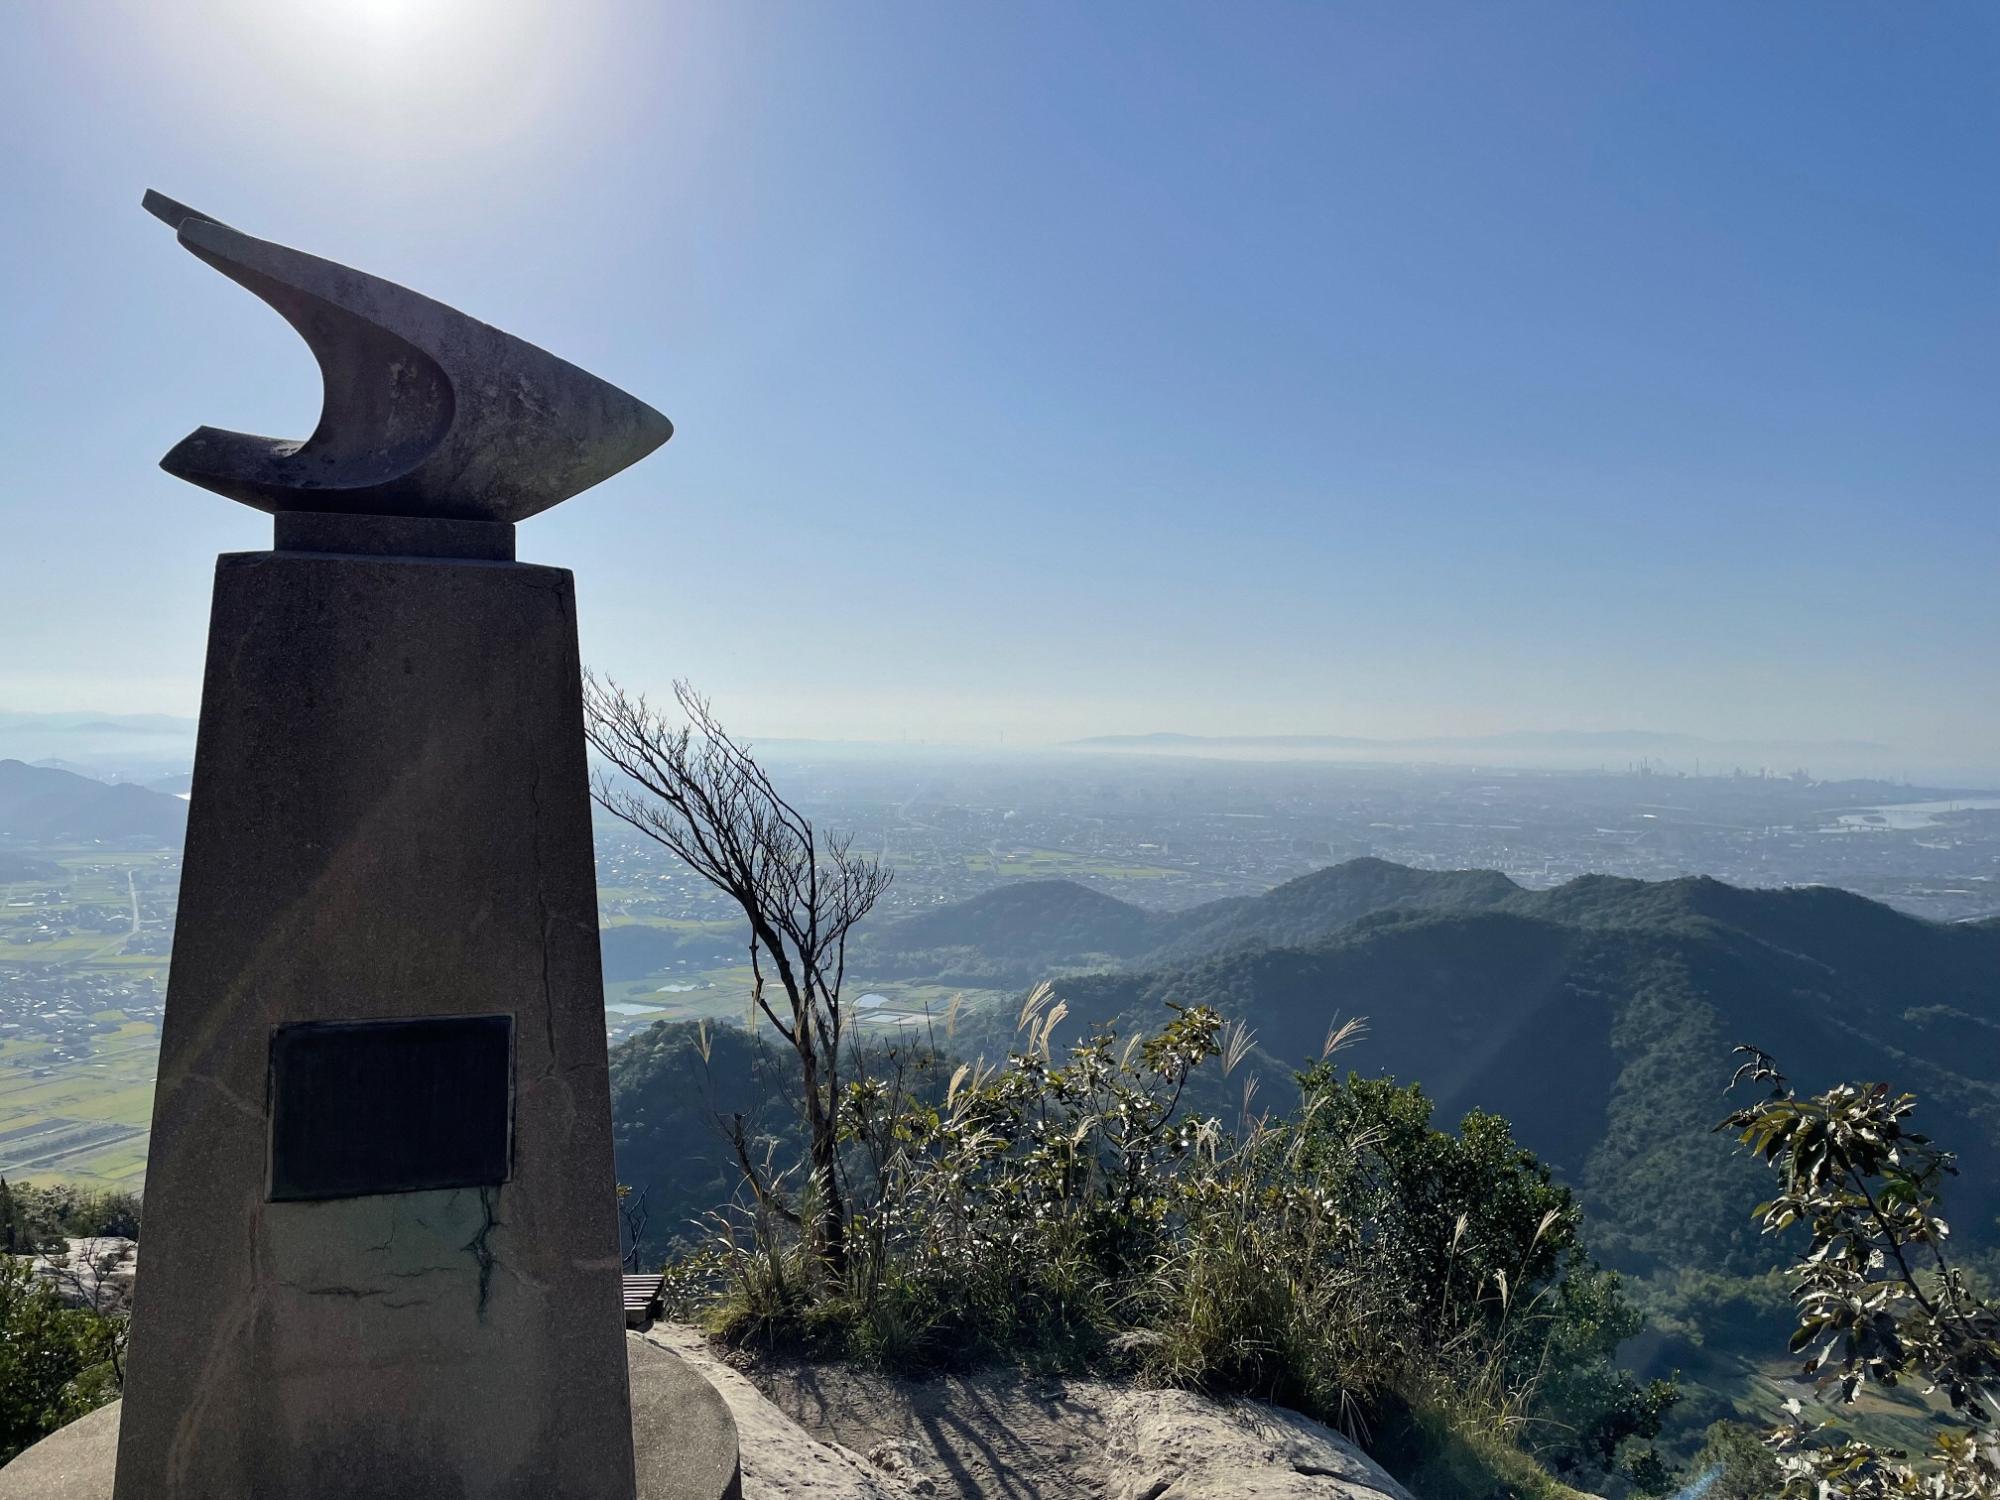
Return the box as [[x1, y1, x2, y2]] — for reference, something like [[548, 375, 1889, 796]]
[[0, 1333, 742, 1500]]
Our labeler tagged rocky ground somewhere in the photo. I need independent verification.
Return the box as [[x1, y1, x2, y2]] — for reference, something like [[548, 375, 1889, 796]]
[[646, 1325, 1414, 1500], [22, 1236, 136, 1315]]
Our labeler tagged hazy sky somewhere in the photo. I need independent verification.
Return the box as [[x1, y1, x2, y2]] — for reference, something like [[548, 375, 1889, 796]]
[[3, 3, 1994, 757]]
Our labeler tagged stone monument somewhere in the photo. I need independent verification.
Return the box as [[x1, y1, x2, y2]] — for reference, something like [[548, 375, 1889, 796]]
[[0, 193, 737, 1499]]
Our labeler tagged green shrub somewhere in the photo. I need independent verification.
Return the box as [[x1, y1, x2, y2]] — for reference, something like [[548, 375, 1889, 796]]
[[698, 992, 1670, 1497], [1369, 1397, 1597, 1500], [1691, 1420, 1783, 1500], [0, 1179, 142, 1252], [1721, 1048, 2000, 1499], [1628, 1267, 1794, 1359], [0, 1255, 123, 1463]]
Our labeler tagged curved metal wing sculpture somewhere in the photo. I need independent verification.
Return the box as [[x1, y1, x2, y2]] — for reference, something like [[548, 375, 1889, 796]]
[[144, 190, 672, 523]]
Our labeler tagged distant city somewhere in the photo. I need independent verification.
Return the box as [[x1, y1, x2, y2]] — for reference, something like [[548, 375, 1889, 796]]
[[659, 749, 2000, 922]]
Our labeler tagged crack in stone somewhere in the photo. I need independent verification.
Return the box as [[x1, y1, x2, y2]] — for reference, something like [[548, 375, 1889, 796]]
[[364, 1215, 399, 1256], [285, 1283, 387, 1300], [462, 1185, 501, 1319]]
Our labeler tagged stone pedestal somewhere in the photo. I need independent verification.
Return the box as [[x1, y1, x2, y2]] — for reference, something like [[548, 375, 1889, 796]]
[[2, 1336, 742, 1500], [111, 545, 636, 1498]]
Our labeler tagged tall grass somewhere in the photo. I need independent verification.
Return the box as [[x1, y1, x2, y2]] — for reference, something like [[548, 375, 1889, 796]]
[[680, 994, 1662, 1499]]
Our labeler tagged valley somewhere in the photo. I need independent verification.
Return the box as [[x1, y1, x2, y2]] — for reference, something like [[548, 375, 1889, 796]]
[[5, 749, 1999, 1207]]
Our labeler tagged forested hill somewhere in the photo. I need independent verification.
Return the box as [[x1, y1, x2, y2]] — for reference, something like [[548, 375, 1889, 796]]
[[1061, 884, 2000, 1274], [848, 858, 2000, 1274], [857, 878, 1171, 979], [1150, 859, 1524, 963], [856, 857, 1529, 981], [0, 759, 187, 846]]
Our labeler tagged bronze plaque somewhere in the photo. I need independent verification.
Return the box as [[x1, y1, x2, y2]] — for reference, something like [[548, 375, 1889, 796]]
[[267, 1015, 513, 1202]]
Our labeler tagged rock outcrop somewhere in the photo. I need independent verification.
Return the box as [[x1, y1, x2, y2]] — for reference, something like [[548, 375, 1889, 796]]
[[645, 1329, 900, 1500], [651, 1324, 1413, 1500], [1103, 1388, 1413, 1500], [24, 1236, 137, 1315]]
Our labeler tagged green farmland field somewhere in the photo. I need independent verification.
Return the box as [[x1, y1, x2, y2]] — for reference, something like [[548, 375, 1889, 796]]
[[0, 1020, 162, 1189], [2, 860, 1025, 1191], [0, 847, 176, 1190]]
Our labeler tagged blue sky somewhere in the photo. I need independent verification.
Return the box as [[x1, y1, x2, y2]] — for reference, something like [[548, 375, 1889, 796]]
[[3, 2, 1994, 761]]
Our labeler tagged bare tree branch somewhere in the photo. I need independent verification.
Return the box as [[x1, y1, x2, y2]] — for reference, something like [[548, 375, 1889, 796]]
[[584, 673, 892, 1269]]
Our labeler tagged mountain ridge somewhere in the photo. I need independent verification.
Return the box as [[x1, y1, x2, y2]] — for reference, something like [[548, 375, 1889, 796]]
[[0, 759, 188, 846], [846, 858, 2000, 1274]]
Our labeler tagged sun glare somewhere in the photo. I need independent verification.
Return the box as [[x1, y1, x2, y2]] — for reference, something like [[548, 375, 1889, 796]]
[[150, 0, 593, 159], [290, 0, 478, 58], [344, 0, 424, 41]]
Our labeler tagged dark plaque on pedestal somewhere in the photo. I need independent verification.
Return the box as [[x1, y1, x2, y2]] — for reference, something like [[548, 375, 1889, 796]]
[[268, 1015, 514, 1202]]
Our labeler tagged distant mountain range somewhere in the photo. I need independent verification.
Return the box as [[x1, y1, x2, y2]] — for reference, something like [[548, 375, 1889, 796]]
[[0, 711, 200, 784], [844, 858, 2000, 1275], [1068, 729, 1893, 760], [0, 760, 188, 847], [0, 712, 198, 736]]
